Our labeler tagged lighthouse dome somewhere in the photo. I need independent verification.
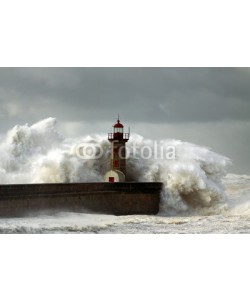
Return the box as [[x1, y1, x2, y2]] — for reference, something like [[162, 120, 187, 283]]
[[114, 119, 123, 128]]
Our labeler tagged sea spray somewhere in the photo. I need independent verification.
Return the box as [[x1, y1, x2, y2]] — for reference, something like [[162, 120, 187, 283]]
[[0, 118, 232, 213], [127, 137, 231, 213]]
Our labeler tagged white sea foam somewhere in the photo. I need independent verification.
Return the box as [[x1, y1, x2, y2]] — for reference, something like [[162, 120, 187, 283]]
[[0, 118, 232, 214], [222, 174, 250, 215]]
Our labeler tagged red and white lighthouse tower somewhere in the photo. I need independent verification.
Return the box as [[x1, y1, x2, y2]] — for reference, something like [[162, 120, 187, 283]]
[[104, 117, 130, 182]]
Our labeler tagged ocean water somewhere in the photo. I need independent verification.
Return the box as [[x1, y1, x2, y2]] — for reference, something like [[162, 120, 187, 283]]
[[0, 173, 249, 233], [0, 118, 249, 233]]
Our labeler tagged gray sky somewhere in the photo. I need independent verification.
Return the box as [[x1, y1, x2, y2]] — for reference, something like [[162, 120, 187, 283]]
[[0, 67, 249, 174]]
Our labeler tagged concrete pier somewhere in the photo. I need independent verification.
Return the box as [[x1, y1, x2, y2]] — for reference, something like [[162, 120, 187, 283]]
[[0, 182, 163, 217]]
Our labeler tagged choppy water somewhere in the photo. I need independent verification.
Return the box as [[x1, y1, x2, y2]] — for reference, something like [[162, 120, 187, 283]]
[[0, 174, 249, 234]]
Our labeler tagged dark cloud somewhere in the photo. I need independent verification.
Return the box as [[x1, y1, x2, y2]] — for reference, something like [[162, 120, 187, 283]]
[[0, 68, 249, 173], [1, 68, 250, 124]]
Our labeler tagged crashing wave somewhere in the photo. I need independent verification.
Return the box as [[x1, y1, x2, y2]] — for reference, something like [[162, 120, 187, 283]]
[[0, 118, 232, 213]]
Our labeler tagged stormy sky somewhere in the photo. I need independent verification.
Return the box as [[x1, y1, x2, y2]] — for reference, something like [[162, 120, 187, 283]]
[[0, 67, 249, 174]]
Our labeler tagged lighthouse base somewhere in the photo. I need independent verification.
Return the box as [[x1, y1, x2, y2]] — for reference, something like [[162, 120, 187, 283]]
[[0, 182, 163, 217]]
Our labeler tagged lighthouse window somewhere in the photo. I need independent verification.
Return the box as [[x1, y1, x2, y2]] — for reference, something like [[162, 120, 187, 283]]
[[115, 128, 123, 133]]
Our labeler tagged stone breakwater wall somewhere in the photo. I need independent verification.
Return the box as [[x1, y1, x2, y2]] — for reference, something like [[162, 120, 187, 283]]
[[0, 182, 163, 217]]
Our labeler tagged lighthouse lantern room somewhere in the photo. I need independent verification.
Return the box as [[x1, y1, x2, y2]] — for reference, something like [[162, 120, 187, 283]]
[[104, 117, 130, 183]]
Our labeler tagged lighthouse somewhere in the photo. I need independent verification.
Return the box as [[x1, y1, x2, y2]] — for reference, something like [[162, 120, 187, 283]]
[[104, 117, 130, 182]]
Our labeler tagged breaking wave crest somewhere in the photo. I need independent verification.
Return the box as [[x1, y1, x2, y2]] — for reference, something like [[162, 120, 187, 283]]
[[0, 118, 232, 213]]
